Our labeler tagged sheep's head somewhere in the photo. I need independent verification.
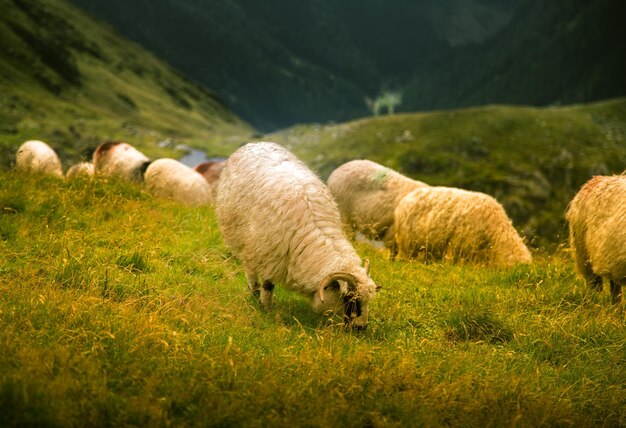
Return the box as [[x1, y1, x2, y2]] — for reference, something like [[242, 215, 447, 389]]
[[314, 259, 380, 330]]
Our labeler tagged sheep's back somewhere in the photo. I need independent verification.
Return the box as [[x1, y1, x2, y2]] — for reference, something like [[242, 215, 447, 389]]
[[327, 159, 426, 240], [16, 140, 63, 177], [217, 143, 357, 288], [144, 158, 212, 206], [395, 187, 530, 265], [566, 175, 626, 279]]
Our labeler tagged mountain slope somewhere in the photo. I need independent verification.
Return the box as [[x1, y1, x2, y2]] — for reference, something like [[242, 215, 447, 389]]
[[69, 0, 518, 131], [403, 0, 626, 112], [0, 0, 253, 170]]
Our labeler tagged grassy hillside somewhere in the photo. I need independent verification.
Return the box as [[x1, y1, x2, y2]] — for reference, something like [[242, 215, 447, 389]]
[[269, 98, 626, 247], [0, 0, 254, 171], [0, 171, 624, 426]]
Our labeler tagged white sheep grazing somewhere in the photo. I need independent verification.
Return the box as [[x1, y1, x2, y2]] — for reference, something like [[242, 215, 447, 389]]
[[216, 142, 379, 329], [92, 141, 151, 182], [15, 140, 63, 178], [327, 159, 428, 247], [566, 175, 626, 303], [394, 186, 532, 266], [66, 161, 95, 179], [144, 158, 213, 206], [194, 160, 225, 199]]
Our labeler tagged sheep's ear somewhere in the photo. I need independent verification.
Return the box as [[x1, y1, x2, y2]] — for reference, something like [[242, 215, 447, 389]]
[[364, 259, 370, 275]]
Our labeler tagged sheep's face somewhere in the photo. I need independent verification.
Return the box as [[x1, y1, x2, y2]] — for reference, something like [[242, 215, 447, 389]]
[[346, 273, 377, 330], [312, 270, 377, 330]]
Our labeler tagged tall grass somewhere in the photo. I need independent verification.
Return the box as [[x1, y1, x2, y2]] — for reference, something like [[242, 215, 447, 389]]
[[0, 171, 624, 427]]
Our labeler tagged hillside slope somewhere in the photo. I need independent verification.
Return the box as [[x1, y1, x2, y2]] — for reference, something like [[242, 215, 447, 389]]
[[0, 0, 254, 170], [69, 0, 518, 130], [269, 98, 626, 246]]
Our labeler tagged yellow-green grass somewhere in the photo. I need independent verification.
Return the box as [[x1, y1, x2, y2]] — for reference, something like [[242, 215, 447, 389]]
[[0, 171, 624, 427]]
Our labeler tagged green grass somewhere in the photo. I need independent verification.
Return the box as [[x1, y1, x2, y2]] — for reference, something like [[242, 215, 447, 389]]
[[0, 171, 623, 427]]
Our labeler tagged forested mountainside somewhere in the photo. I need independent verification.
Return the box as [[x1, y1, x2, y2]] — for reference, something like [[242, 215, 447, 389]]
[[69, 0, 520, 130], [403, 0, 626, 112]]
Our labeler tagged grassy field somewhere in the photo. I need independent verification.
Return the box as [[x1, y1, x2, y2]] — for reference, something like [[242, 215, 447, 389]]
[[1, 171, 623, 427]]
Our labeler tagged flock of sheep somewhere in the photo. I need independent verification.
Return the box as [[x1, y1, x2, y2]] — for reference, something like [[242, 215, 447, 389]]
[[14, 139, 625, 328]]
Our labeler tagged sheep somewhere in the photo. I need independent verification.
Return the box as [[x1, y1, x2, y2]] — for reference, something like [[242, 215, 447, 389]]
[[394, 186, 532, 266], [92, 141, 151, 182], [194, 160, 225, 198], [216, 142, 379, 329], [565, 175, 626, 303], [327, 159, 428, 247], [144, 158, 213, 206], [66, 161, 95, 179], [15, 140, 63, 178]]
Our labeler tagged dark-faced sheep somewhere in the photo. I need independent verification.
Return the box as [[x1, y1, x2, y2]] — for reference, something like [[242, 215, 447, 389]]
[[394, 186, 531, 266], [15, 140, 63, 178], [216, 142, 379, 329], [144, 158, 213, 206], [566, 175, 626, 303], [92, 141, 150, 182], [327, 159, 428, 247]]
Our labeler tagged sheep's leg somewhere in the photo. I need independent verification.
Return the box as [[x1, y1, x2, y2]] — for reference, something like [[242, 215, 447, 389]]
[[382, 225, 397, 260], [577, 250, 602, 292], [259, 281, 275, 310], [586, 274, 603, 292], [610, 279, 623, 304], [245, 272, 260, 299]]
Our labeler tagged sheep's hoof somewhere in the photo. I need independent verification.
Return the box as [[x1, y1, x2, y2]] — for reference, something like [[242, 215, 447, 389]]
[[345, 323, 367, 331]]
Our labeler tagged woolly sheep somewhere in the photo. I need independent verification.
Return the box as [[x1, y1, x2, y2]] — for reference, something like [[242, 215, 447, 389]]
[[327, 159, 428, 246], [66, 161, 95, 179], [92, 141, 150, 182], [144, 158, 213, 206], [394, 186, 532, 266], [194, 160, 225, 198], [216, 142, 379, 329], [566, 175, 626, 303], [15, 140, 63, 178]]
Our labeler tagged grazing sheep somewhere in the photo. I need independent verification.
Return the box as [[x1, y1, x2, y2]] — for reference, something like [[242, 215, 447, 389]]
[[144, 158, 213, 206], [327, 159, 428, 246], [194, 160, 225, 198], [216, 142, 379, 329], [15, 140, 63, 178], [92, 141, 150, 182], [66, 161, 95, 179], [394, 186, 532, 266], [566, 175, 626, 303]]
